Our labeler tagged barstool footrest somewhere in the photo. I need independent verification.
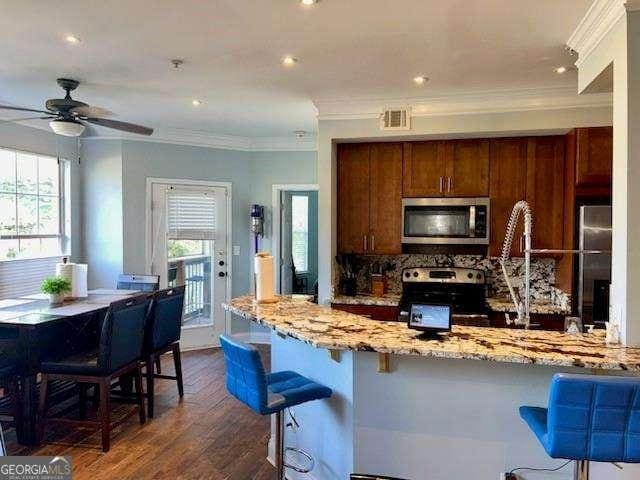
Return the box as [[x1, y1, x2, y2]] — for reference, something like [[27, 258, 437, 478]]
[[284, 446, 315, 473]]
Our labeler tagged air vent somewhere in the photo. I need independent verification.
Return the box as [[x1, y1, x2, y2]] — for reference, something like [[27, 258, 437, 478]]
[[380, 107, 411, 131]]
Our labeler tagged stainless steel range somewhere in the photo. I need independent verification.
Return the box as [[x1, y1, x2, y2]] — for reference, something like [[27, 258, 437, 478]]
[[398, 267, 489, 326]]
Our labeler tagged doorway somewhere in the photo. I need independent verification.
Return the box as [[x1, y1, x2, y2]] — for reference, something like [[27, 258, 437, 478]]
[[147, 179, 231, 349], [274, 187, 318, 296]]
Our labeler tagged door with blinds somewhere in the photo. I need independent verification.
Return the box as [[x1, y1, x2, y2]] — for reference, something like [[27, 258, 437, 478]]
[[149, 182, 229, 349]]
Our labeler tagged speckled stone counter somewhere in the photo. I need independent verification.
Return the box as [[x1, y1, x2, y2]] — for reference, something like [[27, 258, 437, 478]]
[[224, 295, 640, 371], [331, 294, 401, 307], [486, 297, 571, 315]]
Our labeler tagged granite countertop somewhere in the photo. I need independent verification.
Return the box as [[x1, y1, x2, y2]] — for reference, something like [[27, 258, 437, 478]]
[[331, 293, 568, 315], [486, 297, 571, 315], [224, 295, 640, 372], [331, 294, 401, 307]]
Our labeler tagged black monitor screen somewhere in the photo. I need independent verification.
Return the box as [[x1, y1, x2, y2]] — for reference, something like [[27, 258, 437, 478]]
[[408, 304, 451, 332]]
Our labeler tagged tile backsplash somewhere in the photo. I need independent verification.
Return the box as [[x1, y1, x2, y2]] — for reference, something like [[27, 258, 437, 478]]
[[335, 254, 570, 310]]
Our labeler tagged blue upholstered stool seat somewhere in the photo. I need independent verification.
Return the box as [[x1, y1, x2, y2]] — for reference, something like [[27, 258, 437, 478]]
[[520, 373, 640, 464], [266, 370, 332, 414]]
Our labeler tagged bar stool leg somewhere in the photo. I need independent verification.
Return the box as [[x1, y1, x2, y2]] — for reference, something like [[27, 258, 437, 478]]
[[275, 410, 284, 480], [574, 460, 589, 480]]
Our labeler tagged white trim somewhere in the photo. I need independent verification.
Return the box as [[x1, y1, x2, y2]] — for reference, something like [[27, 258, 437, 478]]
[[144, 177, 233, 337], [313, 86, 612, 120], [271, 184, 319, 294], [80, 128, 318, 152], [567, 0, 640, 68]]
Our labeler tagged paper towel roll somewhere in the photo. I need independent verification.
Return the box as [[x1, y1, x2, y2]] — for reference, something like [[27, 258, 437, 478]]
[[56, 262, 88, 299], [254, 252, 276, 303]]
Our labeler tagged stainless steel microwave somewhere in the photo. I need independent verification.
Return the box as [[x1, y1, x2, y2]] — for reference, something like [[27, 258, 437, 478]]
[[401, 198, 490, 245]]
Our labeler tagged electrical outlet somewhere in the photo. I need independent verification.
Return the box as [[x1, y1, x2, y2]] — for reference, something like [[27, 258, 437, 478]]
[[233, 245, 240, 256]]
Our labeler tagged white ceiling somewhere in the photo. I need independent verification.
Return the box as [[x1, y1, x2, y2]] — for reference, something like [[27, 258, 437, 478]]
[[0, 0, 592, 139]]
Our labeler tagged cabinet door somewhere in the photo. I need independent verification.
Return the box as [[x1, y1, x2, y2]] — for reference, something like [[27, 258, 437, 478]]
[[337, 144, 370, 254], [575, 127, 612, 187], [489, 138, 528, 257], [369, 143, 403, 254], [526, 136, 565, 253], [445, 139, 490, 197], [402, 141, 446, 197]]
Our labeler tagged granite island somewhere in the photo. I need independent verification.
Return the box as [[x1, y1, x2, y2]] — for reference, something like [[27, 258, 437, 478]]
[[224, 296, 640, 480]]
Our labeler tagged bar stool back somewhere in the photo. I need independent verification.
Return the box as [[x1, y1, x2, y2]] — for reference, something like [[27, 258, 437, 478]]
[[220, 334, 332, 480], [520, 373, 640, 480]]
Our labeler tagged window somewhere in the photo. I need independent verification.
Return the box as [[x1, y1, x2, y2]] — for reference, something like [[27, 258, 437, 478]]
[[0, 148, 69, 261], [291, 195, 309, 272]]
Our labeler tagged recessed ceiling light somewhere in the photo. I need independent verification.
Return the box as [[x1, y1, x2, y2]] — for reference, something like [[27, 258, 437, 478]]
[[192, 99, 202, 106], [300, 0, 319, 5], [413, 76, 429, 85], [282, 56, 298, 66], [65, 34, 81, 44], [555, 66, 568, 74]]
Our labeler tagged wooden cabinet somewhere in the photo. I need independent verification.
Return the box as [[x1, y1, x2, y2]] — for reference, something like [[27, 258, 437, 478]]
[[575, 127, 613, 188], [526, 136, 565, 253], [402, 139, 489, 197], [489, 138, 528, 257], [402, 141, 445, 197], [338, 144, 370, 254], [331, 303, 400, 321], [369, 143, 403, 254], [337, 143, 403, 255]]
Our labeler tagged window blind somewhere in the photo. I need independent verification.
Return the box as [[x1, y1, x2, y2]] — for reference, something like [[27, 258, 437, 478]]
[[0, 256, 61, 299], [166, 189, 217, 240]]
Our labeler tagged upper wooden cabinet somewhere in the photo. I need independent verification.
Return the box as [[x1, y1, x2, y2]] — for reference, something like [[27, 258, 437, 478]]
[[337, 143, 403, 255], [575, 127, 613, 188], [369, 143, 403, 254], [489, 138, 528, 257], [402, 139, 489, 197], [526, 136, 565, 253], [337, 144, 370, 254], [402, 141, 446, 197]]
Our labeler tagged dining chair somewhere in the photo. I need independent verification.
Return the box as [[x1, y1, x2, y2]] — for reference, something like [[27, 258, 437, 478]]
[[0, 330, 21, 435], [143, 286, 185, 418], [37, 295, 150, 452]]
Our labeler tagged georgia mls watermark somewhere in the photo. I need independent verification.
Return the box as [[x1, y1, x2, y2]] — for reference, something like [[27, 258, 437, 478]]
[[0, 456, 72, 480]]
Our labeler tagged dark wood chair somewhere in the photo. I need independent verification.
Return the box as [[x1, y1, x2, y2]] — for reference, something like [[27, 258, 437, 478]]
[[0, 333, 22, 437], [144, 286, 185, 418], [37, 295, 150, 452]]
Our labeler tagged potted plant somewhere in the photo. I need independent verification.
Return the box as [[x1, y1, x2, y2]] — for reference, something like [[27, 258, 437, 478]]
[[41, 276, 72, 305]]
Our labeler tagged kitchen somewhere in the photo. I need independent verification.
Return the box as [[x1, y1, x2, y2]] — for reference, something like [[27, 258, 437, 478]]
[[331, 129, 614, 333]]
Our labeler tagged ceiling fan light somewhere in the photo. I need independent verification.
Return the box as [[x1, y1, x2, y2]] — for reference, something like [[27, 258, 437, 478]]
[[49, 119, 85, 137]]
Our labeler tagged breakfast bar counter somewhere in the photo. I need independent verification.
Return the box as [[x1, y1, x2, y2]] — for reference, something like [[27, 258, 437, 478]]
[[224, 295, 640, 371], [224, 296, 640, 480]]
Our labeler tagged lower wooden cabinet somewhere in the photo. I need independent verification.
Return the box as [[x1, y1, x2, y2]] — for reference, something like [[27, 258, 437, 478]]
[[331, 303, 400, 321]]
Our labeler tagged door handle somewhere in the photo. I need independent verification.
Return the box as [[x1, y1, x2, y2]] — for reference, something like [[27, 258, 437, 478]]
[[371, 234, 375, 251], [439, 176, 444, 193], [363, 235, 368, 251], [448, 177, 452, 192]]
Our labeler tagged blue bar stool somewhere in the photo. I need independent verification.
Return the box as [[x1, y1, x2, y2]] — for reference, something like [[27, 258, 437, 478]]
[[520, 373, 640, 480], [219, 334, 332, 480]]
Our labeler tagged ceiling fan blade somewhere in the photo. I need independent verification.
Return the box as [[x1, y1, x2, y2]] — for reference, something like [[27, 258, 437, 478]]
[[83, 117, 153, 136], [0, 104, 51, 115], [71, 105, 113, 118], [0, 116, 55, 124]]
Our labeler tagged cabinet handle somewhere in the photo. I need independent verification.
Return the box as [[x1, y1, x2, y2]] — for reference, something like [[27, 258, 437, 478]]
[[371, 234, 375, 251], [448, 177, 452, 192], [363, 235, 368, 251], [439, 176, 444, 193]]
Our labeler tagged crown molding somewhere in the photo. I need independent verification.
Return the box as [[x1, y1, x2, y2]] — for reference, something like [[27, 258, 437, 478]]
[[81, 127, 317, 152], [567, 0, 640, 67], [313, 86, 612, 121]]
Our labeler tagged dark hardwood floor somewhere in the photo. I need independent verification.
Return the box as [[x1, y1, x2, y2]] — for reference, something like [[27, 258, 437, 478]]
[[5, 346, 274, 480]]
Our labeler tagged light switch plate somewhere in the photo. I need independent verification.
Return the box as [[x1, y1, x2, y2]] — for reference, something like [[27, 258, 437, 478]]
[[233, 245, 241, 256]]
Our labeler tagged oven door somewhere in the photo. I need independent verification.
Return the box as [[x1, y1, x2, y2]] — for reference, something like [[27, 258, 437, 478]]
[[401, 198, 489, 244]]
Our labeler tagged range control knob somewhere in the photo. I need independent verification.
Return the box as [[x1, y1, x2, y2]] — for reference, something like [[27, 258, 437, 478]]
[[405, 271, 411, 278], [413, 271, 419, 278], [467, 272, 473, 279], [477, 273, 482, 280]]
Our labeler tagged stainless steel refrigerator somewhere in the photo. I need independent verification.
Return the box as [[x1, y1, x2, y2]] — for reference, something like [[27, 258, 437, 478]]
[[578, 205, 612, 325]]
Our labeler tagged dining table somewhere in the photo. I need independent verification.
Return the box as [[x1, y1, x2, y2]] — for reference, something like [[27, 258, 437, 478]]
[[0, 289, 140, 446]]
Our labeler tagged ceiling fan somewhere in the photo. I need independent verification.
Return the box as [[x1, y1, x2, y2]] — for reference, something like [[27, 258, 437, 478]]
[[0, 78, 153, 137]]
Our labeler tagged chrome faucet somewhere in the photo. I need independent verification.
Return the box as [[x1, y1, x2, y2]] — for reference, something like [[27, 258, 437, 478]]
[[500, 200, 532, 328]]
